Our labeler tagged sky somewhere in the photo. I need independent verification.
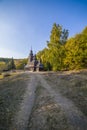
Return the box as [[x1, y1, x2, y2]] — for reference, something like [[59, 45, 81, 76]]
[[0, 0, 87, 58]]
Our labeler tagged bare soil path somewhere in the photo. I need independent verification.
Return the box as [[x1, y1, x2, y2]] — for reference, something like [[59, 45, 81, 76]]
[[10, 73, 38, 130], [10, 72, 87, 130]]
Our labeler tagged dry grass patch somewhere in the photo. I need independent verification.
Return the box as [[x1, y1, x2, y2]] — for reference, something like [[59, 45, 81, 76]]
[[0, 73, 30, 130], [0, 74, 3, 80], [44, 70, 87, 117]]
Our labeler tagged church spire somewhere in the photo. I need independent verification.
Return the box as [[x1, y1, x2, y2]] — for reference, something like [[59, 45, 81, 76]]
[[29, 47, 33, 62]]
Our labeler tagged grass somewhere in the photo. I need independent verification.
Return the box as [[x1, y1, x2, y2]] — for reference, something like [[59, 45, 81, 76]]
[[0, 71, 17, 80], [0, 72, 30, 130], [44, 70, 87, 117], [0, 74, 3, 79]]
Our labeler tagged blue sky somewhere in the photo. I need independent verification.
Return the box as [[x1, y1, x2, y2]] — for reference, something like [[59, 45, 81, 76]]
[[0, 0, 87, 58]]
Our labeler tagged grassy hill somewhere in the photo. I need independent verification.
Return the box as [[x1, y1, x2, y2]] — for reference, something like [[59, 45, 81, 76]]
[[0, 57, 27, 71]]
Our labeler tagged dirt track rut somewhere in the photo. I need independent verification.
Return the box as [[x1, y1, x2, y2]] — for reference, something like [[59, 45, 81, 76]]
[[37, 74, 87, 130], [10, 73, 38, 130]]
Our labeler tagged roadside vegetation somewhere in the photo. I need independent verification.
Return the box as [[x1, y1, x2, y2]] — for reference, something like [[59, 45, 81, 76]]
[[37, 23, 87, 71], [0, 57, 27, 72], [0, 72, 30, 130]]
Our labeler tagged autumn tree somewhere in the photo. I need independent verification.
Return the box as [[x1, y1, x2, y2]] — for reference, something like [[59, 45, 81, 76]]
[[64, 28, 87, 69]]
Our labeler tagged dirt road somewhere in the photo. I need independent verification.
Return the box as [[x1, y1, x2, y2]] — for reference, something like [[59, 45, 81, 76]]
[[10, 72, 87, 130], [10, 73, 38, 130]]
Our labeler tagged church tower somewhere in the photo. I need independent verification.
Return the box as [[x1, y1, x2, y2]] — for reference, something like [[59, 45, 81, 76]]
[[29, 49, 33, 62], [25, 48, 43, 71]]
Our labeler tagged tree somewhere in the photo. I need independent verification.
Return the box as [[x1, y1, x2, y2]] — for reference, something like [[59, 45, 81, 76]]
[[0, 62, 7, 72], [8, 57, 16, 70], [37, 24, 87, 71], [82, 26, 87, 35], [64, 27, 87, 69], [47, 23, 68, 70], [37, 23, 68, 71], [16, 59, 27, 70], [37, 48, 51, 70]]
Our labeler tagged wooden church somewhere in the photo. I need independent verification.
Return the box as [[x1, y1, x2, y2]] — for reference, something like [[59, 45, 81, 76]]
[[25, 49, 43, 71]]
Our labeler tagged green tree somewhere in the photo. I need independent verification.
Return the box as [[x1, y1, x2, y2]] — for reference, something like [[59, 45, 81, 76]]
[[37, 23, 68, 71], [0, 62, 7, 72], [16, 59, 27, 70], [47, 23, 68, 70], [8, 57, 16, 70], [37, 24, 87, 71], [37, 48, 51, 70]]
